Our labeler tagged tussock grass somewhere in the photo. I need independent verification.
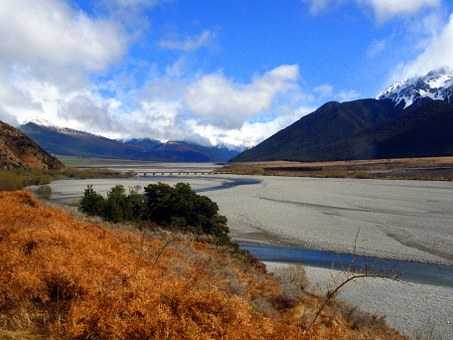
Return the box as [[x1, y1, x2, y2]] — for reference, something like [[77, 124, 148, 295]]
[[0, 170, 51, 191], [0, 167, 133, 192], [0, 192, 406, 339], [221, 157, 453, 181]]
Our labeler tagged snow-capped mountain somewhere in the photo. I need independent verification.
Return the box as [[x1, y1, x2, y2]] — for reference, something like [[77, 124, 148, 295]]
[[23, 120, 95, 137], [235, 69, 453, 162], [19, 122, 239, 162], [378, 68, 453, 108]]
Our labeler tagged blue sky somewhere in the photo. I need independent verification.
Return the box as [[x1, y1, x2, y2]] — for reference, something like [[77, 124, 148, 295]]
[[1, 0, 453, 147]]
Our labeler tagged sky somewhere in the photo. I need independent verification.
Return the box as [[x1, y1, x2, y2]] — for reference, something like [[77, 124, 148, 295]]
[[1, 0, 453, 148]]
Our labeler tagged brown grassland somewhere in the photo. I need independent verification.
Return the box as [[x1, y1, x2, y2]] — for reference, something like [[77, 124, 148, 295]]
[[0, 167, 134, 192], [0, 192, 405, 339], [220, 156, 453, 181]]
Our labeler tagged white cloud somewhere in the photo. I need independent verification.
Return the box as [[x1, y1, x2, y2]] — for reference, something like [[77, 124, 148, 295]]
[[363, 0, 440, 21], [184, 65, 300, 129], [55, 64, 307, 147], [313, 83, 359, 102], [0, 107, 18, 126], [314, 84, 334, 97], [367, 39, 386, 58], [397, 14, 453, 79], [305, 0, 334, 15], [304, 0, 348, 15], [337, 89, 361, 101], [159, 31, 215, 51], [0, 0, 127, 71], [0, 0, 131, 140], [305, 0, 440, 20], [187, 106, 313, 148], [111, 0, 159, 8], [0, 1, 325, 149], [1, 57, 321, 148]]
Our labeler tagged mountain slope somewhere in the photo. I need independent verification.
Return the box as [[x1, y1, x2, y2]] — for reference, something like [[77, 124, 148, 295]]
[[233, 99, 403, 162], [20, 123, 238, 162], [233, 70, 453, 163], [304, 98, 453, 161], [123, 139, 239, 162], [21, 122, 136, 159], [0, 121, 64, 170]]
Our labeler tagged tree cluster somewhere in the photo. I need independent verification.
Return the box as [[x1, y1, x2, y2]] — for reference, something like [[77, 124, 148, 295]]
[[79, 183, 230, 244]]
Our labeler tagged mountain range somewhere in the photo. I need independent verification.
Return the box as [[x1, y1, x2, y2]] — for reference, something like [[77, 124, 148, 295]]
[[0, 121, 64, 170], [233, 69, 453, 162], [20, 123, 239, 163]]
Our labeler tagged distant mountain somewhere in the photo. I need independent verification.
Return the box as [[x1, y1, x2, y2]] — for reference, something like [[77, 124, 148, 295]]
[[0, 121, 64, 170], [233, 69, 453, 162], [20, 123, 239, 163], [124, 139, 240, 163]]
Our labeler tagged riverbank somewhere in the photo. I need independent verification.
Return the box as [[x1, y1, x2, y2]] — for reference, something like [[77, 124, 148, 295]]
[[242, 242, 453, 288], [220, 156, 453, 181], [267, 262, 453, 339], [48, 174, 453, 265]]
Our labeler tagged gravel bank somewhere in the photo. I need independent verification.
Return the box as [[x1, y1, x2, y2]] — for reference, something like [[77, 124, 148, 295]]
[[266, 262, 453, 339]]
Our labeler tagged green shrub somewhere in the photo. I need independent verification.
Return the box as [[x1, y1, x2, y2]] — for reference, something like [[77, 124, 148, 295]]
[[103, 185, 128, 222], [144, 183, 229, 242], [79, 185, 106, 217], [78, 183, 230, 244], [125, 189, 146, 221], [36, 185, 52, 199]]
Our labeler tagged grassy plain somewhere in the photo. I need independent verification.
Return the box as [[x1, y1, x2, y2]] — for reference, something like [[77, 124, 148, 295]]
[[0, 167, 134, 191], [220, 156, 453, 181]]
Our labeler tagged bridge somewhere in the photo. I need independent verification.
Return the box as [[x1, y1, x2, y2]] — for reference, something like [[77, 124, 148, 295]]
[[135, 170, 215, 177]]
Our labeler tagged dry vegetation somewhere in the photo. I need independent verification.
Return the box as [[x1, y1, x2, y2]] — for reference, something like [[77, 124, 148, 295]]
[[0, 191, 405, 339], [0, 167, 134, 191], [220, 156, 453, 181]]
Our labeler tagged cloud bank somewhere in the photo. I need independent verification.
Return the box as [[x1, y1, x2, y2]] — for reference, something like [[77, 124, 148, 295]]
[[397, 14, 453, 79], [159, 31, 215, 51], [0, 0, 367, 149], [0, 0, 126, 71], [305, 0, 440, 20]]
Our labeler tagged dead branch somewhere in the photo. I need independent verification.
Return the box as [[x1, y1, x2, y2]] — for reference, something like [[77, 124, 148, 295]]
[[307, 272, 394, 331], [152, 238, 174, 267]]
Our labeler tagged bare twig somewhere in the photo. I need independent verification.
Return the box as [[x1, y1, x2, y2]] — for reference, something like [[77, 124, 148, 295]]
[[138, 228, 146, 258], [152, 238, 174, 267], [352, 227, 361, 256], [307, 272, 393, 331]]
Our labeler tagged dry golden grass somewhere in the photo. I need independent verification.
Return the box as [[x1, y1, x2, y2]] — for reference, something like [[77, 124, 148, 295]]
[[220, 156, 453, 181], [0, 192, 405, 339]]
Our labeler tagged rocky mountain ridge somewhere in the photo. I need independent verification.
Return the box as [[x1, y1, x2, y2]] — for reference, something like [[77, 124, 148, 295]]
[[0, 121, 64, 170]]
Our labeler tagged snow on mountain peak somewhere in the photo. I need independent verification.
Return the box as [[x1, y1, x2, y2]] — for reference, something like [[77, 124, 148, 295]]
[[378, 68, 453, 108], [24, 120, 94, 137]]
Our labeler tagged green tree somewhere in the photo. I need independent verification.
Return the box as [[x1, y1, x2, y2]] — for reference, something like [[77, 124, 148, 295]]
[[125, 188, 146, 221], [144, 183, 229, 242], [104, 185, 128, 222], [79, 185, 105, 216], [78, 182, 231, 244]]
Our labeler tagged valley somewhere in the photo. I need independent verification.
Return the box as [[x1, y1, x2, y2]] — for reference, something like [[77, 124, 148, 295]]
[[45, 166, 453, 338], [3, 1, 453, 338]]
